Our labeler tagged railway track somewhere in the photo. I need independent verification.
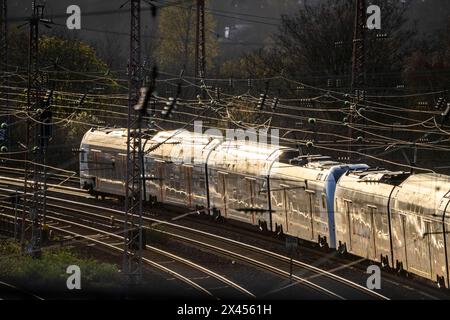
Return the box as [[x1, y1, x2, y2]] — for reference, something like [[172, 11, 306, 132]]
[[0, 281, 44, 300], [0, 198, 256, 300], [0, 165, 79, 188], [0, 175, 89, 198], [0, 181, 388, 300], [1, 175, 446, 299]]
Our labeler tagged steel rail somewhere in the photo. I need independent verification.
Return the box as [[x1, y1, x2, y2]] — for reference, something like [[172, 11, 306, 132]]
[[0, 179, 389, 299], [38, 194, 388, 299], [0, 201, 255, 299], [0, 188, 358, 299], [0, 280, 44, 300]]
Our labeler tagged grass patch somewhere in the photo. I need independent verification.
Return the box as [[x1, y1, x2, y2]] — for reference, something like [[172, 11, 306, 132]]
[[0, 240, 122, 293]]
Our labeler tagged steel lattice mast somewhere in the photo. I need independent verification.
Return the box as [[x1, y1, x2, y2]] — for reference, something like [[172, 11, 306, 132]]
[[0, 0, 8, 146], [351, 0, 366, 91], [22, 0, 48, 257], [123, 0, 144, 284], [0, 0, 7, 78], [348, 0, 366, 161], [195, 0, 206, 80]]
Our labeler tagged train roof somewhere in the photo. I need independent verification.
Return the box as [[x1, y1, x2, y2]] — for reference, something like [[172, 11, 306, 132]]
[[304, 160, 342, 170], [81, 128, 290, 176], [81, 128, 378, 180], [271, 158, 368, 184], [344, 169, 411, 185], [81, 128, 128, 151], [80, 128, 216, 155], [399, 173, 450, 198], [204, 134, 289, 176], [336, 169, 411, 198], [394, 173, 450, 217]]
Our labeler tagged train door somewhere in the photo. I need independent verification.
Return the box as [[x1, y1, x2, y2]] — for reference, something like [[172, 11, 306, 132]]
[[246, 177, 256, 224], [91, 150, 102, 190], [183, 165, 193, 208], [254, 178, 270, 228], [218, 172, 228, 218], [344, 199, 353, 251], [425, 221, 433, 279], [285, 184, 311, 240], [119, 154, 127, 195], [400, 214, 409, 270], [269, 181, 286, 233], [368, 205, 378, 260], [420, 219, 433, 279], [306, 190, 315, 241], [191, 164, 207, 208], [156, 160, 165, 202], [446, 218, 450, 288], [442, 194, 450, 287], [405, 215, 432, 278], [281, 184, 289, 233]]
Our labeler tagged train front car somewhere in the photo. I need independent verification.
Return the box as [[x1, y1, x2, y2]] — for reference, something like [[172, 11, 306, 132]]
[[79, 128, 128, 196], [334, 169, 410, 267], [269, 156, 368, 249], [390, 173, 450, 288]]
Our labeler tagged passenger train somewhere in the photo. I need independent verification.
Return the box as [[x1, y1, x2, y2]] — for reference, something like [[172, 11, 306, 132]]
[[80, 128, 450, 288]]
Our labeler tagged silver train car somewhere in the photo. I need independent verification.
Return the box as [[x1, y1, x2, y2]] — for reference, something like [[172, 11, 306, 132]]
[[270, 158, 368, 248], [390, 174, 450, 288], [80, 128, 366, 249], [335, 170, 411, 266], [335, 170, 450, 287], [80, 128, 450, 287]]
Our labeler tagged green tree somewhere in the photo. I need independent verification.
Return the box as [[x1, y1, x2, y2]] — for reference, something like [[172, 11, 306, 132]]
[[6, 32, 116, 170], [8, 32, 117, 93], [403, 18, 450, 93], [220, 49, 280, 79], [282, 0, 413, 87], [155, 2, 219, 76], [222, 0, 414, 91]]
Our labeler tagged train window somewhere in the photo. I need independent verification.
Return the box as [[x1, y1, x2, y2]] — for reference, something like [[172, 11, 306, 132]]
[[407, 202, 412, 212], [322, 194, 326, 209]]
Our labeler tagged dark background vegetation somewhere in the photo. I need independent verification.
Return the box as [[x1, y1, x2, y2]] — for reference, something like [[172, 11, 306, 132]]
[[2, 0, 450, 173]]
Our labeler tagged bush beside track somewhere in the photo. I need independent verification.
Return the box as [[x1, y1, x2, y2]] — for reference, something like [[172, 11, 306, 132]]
[[0, 239, 122, 297]]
